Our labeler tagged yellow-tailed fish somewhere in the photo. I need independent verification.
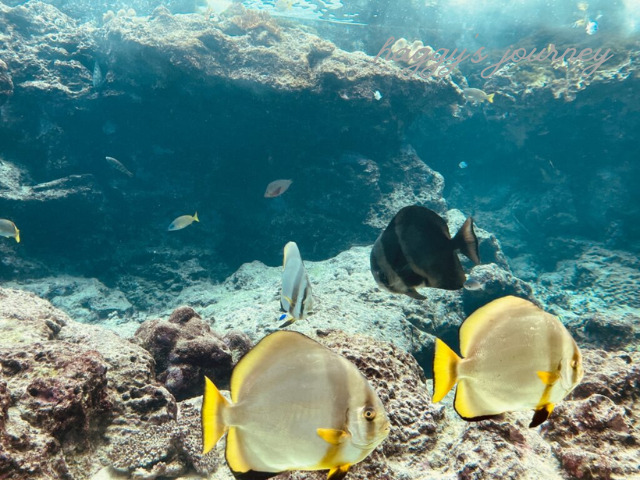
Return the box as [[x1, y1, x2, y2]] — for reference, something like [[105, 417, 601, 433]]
[[279, 241, 314, 328], [168, 212, 199, 231], [370, 205, 480, 298], [462, 88, 495, 104], [202, 331, 390, 480], [264, 179, 292, 198], [0, 219, 20, 243], [433, 296, 584, 427]]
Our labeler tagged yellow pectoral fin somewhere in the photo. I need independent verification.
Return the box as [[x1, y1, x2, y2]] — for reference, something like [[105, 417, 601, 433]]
[[327, 464, 351, 480], [317, 428, 349, 445], [537, 370, 560, 386]]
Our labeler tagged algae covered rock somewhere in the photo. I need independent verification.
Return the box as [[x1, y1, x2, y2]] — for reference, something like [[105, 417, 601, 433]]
[[134, 306, 251, 401]]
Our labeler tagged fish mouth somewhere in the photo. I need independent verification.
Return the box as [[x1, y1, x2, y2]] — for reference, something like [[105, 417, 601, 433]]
[[351, 421, 392, 449]]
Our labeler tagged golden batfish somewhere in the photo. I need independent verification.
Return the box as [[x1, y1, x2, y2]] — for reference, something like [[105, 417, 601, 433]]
[[0, 219, 20, 243], [168, 212, 199, 231], [433, 296, 584, 427], [202, 331, 390, 480]]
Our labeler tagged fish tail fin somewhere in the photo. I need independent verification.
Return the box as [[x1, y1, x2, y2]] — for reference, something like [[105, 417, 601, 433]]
[[15, 229, 20, 243], [486, 93, 495, 103], [202, 376, 230, 454], [432, 338, 461, 403], [278, 313, 295, 328], [193, 212, 199, 222], [453, 217, 480, 265]]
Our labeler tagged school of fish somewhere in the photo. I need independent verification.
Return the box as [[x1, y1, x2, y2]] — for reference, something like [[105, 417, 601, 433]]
[[1, 150, 585, 480], [195, 202, 586, 480]]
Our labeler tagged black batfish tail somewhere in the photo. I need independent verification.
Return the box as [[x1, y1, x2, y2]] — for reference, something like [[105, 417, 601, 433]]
[[453, 217, 480, 265]]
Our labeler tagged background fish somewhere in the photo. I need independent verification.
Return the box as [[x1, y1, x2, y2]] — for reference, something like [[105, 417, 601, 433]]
[[433, 296, 584, 427], [370, 205, 480, 298], [264, 179, 293, 198], [280, 241, 314, 327], [0, 219, 20, 243], [463, 88, 495, 104], [105, 156, 134, 177], [168, 212, 199, 231], [202, 331, 390, 480]]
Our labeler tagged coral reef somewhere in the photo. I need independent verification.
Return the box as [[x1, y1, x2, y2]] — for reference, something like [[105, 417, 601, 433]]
[[0, 0, 461, 301], [134, 306, 251, 400], [0, 287, 180, 479], [2, 287, 638, 479]]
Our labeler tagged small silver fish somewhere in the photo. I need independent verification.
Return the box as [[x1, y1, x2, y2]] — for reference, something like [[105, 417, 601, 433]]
[[463, 88, 495, 104], [168, 212, 199, 231], [585, 20, 598, 35], [374, 90, 382, 101], [459, 161, 468, 169], [105, 156, 133, 177], [264, 179, 293, 198], [463, 277, 483, 290], [93, 62, 104, 89], [0, 219, 20, 243]]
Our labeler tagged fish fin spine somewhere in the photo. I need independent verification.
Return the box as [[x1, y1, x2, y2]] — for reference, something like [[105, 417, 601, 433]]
[[202, 376, 230, 454], [486, 93, 495, 103], [317, 428, 349, 445], [529, 403, 554, 428], [453, 217, 480, 264], [432, 338, 460, 403], [327, 464, 351, 480]]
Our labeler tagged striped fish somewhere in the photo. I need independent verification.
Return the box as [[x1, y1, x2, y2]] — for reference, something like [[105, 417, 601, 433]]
[[201, 331, 390, 480], [279, 241, 314, 327]]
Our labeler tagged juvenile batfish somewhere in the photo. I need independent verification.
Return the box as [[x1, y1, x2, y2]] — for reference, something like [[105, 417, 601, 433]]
[[168, 212, 199, 231], [105, 156, 133, 177], [202, 331, 390, 480], [264, 179, 292, 198], [279, 241, 314, 328], [433, 296, 584, 427], [370, 205, 480, 299], [0, 219, 20, 243], [463, 88, 495, 104]]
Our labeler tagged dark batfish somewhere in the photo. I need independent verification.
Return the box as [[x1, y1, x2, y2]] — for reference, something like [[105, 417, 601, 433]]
[[370, 205, 480, 298]]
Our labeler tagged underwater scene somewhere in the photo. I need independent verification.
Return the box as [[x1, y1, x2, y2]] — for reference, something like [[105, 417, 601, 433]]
[[0, 0, 639, 478]]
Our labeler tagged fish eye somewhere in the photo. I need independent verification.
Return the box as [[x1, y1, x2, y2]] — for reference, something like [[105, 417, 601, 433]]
[[363, 407, 376, 421]]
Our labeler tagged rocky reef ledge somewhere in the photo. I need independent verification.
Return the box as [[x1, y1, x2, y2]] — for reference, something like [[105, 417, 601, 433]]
[[1, 287, 638, 479]]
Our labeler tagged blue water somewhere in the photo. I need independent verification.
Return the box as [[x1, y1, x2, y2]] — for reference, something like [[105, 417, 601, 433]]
[[0, 0, 638, 312]]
